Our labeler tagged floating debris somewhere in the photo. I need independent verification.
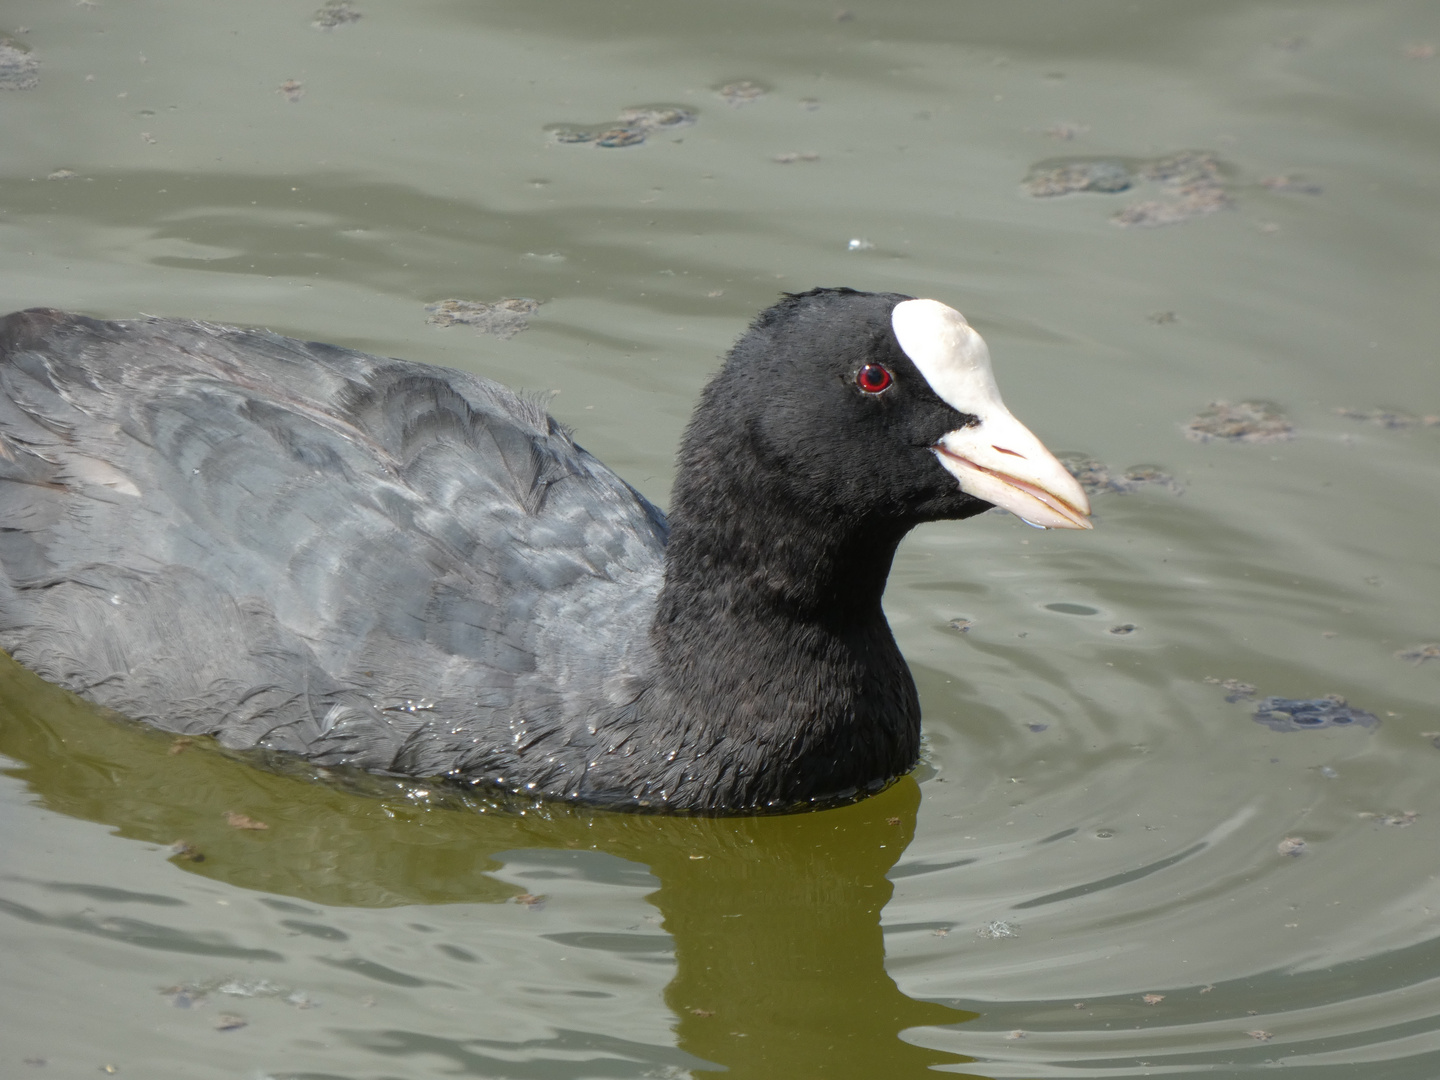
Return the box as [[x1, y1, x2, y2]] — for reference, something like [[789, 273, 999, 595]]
[[546, 124, 605, 145], [1113, 187, 1228, 226], [594, 126, 645, 148], [772, 152, 820, 164], [716, 80, 768, 106], [312, 1, 360, 30], [1148, 310, 1178, 324], [278, 79, 304, 103], [1247, 1029, 1274, 1041], [1397, 643, 1440, 664], [215, 1014, 248, 1031], [546, 104, 694, 148], [1109, 624, 1137, 635], [163, 977, 311, 1006], [170, 840, 205, 862], [1277, 836, 1307, 857], [1114, 151, 1231, 227], [1121, 465, 1183, 492], [1026, 722, 1049, 733], [689, 1006, 715, 1017], [0, 42, 39, 90], [1260, 175, 1323, 195], [1143, 993, 1165, 1005], [1252, 695, 1379, 733], [946, 618, 972, 633], [1005, 1030, 1028, 1040], [1205, 676, 1258, 702], [425, 298, 541, 340], [1381, 810, 1419, 826], [1062, 455, 1183, 495], [617, 105, 696, 131], [1023, 159, 1132, 196], [1113, 200, 1192, 227], [977, 920, 1019, 939], [1043, 122, 1089, 141], [513, 892, 547, 907], [1185, 400, 1293, 443], [546, 123, 643, 147], [168, 736, 193, 755], [846, 238, 874, 251], [1063, 455, 1124, 493], [1141, 151, 1220, 185], [46, 168, 78, 181], [1023, 150, 1233, 226], [1336, 407, 1439, 428], [225, 811, 269, 830]]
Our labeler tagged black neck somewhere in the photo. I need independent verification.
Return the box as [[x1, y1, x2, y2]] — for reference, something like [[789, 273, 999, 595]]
[[657, 499, 907, 626], [644, 449, 922, 810]]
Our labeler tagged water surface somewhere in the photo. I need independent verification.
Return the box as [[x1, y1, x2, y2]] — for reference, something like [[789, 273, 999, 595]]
[[2, 1, 1439, 1076]]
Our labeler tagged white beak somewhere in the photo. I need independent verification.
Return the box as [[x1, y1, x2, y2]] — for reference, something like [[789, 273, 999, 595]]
[[892, 299, 1092, 531]]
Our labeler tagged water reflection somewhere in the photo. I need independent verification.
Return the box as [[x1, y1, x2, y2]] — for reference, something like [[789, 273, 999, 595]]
[[0, 169, 752, 318], [0, 651, 980, 1078]]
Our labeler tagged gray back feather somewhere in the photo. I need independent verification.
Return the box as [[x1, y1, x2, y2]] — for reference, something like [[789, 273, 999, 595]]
[[0, 311, 667, 788]]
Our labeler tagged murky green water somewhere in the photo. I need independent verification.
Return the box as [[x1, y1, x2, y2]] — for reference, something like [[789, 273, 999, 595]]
[[3, 1, 1439, 1076]]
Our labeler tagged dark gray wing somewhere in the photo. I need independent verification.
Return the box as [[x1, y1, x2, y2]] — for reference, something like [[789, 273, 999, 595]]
[[0, 310, 666, 788]]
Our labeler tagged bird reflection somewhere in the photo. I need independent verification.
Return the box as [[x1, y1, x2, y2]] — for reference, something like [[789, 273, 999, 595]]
[[0, 653, 980, 1078]]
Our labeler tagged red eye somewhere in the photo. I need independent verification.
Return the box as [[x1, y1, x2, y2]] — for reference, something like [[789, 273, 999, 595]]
[[856, 364, 893, 394]]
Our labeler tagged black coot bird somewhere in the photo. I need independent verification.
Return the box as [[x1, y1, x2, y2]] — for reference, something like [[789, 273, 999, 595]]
[[0, 289, 1090, 812]]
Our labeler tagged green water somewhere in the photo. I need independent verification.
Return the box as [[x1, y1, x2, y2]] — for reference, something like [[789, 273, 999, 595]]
[[2, 1, 1439, 1076]]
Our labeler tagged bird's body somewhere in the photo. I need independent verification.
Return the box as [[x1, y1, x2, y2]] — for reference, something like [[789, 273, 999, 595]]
[[0, 291, 1089, 812]]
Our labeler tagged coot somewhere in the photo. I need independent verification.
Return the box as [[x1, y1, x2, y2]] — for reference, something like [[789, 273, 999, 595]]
[[0, 289, 1090, 812]]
